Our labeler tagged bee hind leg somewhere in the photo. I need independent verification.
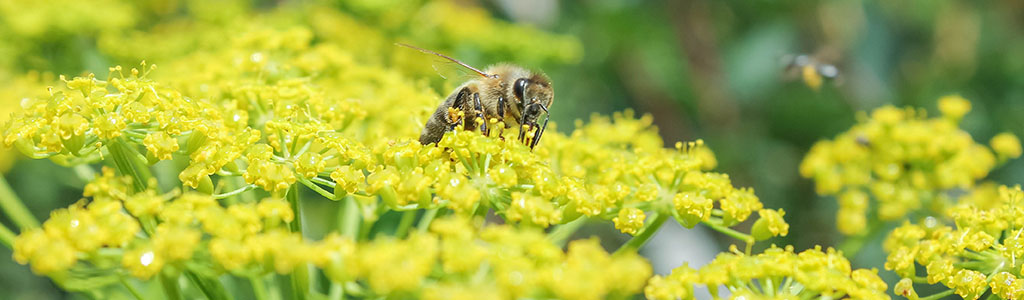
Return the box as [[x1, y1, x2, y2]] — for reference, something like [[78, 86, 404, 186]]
[[447, 88, 469, 131]]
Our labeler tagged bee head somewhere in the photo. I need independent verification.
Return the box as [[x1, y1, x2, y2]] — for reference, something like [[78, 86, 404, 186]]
[[511, 73, 553, 149], [512, 73, 553, 121]]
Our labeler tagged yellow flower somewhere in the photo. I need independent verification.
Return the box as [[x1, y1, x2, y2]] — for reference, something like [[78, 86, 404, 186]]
[[991, 132, 1022, 159], [124, 189, 164, 217], [644, 264, 695, 300], [720, 188, 762, 225], [143, 131, 179, 161], [122, 246, 164, 280], [951, 269, 987, 300], [506, 192, 562, 227], [751, 209, 789, 240], [894, 278, 918, 300], [210, 238, 251, 271], [12, 229, 77, 275], [989, 272, 1022, 300], [152, 224, 201, 262], [613, 207, 646, 235], [330, 165, 366, 196], [358, 234, 438, 293], [938, 94, 971, 120], [672, 191, 712, 228], [256, 197, 294, 225]]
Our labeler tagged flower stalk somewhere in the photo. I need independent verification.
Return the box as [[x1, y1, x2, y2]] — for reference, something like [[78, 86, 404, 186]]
[[0, 175, 39, 230], [547, 216, 588, 247], [0, 222, 14, 248], [286, 186, 310, 300]]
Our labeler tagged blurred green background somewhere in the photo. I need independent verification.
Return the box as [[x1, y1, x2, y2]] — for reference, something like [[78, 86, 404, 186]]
[[2, 0, 1024, 298]]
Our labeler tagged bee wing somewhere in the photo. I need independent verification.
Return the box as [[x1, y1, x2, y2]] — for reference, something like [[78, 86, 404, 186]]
[[427, 59, 482, 81], [394, 43, 492, 80], [818, 63, 845, 87], [392, 46, 471, 81]]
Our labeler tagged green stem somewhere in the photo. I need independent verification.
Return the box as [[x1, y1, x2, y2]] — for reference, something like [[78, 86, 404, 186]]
[[0, 222, 13, 248], [780, 277, 793, 294], [213, 184, 257, 200], [268, 275, 283, 300], [394, 210, 417, 238], [614, 212, 668, 254], [703, 220, 755, 244], [339, 197, 360, 239], [107, 137, 154, 193], [919, 289, 955, 300], [159, 273, 183, 300], [107, 138, 230, 300], [309, 177, 371, 197], [287, 186, 305, 235], [298, 177, 338, 200], [328, 282, 344, 300], [0, 175, 39, 229], [109, 139, 191, 300], [707, 284, 720, 299], [764, 277, 775, 297], [73, 164, 97, 182], [343, 281, 366, 297], [290, 267, 310, 300], [417, 208, 439, 233], [286, 186, 309, 300], [250, 275, 269, 300], [185, 271, 229, 300], [120, 276, 145, 300], [547, 216, 587, 247], [452, 150, 476, 175]]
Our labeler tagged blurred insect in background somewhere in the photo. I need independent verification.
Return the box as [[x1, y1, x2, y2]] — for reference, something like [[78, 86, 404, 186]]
[[398, 43, 554, 149], [781, 54, 840, 91]]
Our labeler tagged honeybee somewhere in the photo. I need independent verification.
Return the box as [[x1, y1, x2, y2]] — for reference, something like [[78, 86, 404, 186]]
[[781, 54, 839, 91], [398, 43, 553, 149]]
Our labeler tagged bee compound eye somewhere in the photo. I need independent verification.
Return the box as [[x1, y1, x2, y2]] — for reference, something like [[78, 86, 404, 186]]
[[513, 78, 528, 103]]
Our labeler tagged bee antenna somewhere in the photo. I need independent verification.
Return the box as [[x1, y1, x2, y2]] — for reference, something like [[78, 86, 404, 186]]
[[395, 43, 495, 78]]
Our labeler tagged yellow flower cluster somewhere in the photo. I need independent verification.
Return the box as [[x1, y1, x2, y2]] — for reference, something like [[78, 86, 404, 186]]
[[645, 245, 889, 300], [3, 17, 780, 240], [13, 169, 293, 278], [800, 95, 1021, 235], [0, 0, 796, 299], [332, 217, 651, 299], [884, 185, 1024, 300], [542, 113, 783, 239], [14, 170, 650, 299]]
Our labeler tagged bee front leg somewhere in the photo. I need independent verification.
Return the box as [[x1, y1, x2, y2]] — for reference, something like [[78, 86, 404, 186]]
[[530, 105, 550, 150], [473, 93, 488, 136], [518, 103, 536, 143]]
